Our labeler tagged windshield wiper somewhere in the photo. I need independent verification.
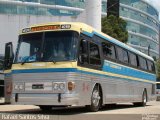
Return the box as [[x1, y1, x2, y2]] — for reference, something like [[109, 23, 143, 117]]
[[21, 54, 38, 65], [53, 60, 57, 64], [52, 59, 75, 64], [48, 55, 56, 64], [21, 52, 41, 65], [21, 56, 32, 65]]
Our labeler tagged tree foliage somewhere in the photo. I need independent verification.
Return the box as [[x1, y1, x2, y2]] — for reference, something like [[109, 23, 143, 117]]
[[102, 15, 128, 43], [156, 59, 160, 80]]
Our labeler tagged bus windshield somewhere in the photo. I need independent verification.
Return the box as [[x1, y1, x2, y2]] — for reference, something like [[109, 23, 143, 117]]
[[15, 31, 78, 63]]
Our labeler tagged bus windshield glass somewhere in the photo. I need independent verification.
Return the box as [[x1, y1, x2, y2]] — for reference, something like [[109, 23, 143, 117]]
[[15, 31, 78, 63], [43, 31, 78, 62]]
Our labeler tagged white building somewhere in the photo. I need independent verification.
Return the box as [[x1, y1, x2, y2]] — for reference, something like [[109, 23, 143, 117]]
[[0, 0, 159, 59]]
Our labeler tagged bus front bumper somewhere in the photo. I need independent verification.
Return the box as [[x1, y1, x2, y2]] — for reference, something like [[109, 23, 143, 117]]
[[11, 93, 79, 106]]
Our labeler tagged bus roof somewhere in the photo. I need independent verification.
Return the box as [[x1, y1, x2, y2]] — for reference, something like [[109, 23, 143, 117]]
[[21, 22, 154, 61]]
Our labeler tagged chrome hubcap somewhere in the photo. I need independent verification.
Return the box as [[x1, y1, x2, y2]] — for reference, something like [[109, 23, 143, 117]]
[[143, 93, 147, 103], [92, 90, 100, 106]]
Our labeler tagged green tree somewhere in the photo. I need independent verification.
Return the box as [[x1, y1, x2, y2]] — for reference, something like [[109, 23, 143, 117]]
[[156, 59, 160, 80], [102, 15, 128, 43]]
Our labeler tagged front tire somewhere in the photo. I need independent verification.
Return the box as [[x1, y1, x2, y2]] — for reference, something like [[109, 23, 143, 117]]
[[87, 85, 102, 112]]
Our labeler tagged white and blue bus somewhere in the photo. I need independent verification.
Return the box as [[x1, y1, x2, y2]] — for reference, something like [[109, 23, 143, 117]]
[[4, 22, 156, 112]]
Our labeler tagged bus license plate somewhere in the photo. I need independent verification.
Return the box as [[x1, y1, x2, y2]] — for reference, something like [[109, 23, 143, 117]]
[[32, 84, 44, 89]]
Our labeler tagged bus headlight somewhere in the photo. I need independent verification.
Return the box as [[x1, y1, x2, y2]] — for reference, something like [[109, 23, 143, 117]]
[[14, 85, 19, 90], [53, 83, 59, 90], [52, 82, 65, 91], [19, 84, 24, 90], [59, 83, 65, 90], [14, 83, 24, 91]]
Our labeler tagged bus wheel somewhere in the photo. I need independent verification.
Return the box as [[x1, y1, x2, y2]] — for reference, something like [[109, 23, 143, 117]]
[[87, 85, 102, 112], [39, 106, 52, 111], [134, 90, 147, 107]]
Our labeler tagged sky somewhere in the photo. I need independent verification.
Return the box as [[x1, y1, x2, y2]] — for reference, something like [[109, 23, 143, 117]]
[[145, 0, 160, 19]]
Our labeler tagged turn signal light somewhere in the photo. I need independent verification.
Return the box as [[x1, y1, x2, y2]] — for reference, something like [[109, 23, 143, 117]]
[[68, 82, 75, 91]]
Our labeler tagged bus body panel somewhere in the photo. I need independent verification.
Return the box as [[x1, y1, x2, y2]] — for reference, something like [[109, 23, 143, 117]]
[[10, 62, 155, 106], [5, 22, 156, 108]]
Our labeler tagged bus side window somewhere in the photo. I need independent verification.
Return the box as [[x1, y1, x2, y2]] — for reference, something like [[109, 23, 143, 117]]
[[102, 42, 116, 60], [116, 46, 123, 63], [79, 39, 89, 64], [116, 46, 129, 64], [136, 55, 140, 68], [147, 60, 155, 72], [152, 62, 156, 72], [89, 42, 101, 66], [128, 52, 137, 67], [139, 56, 148, 70], [123, 50, 129, 64]]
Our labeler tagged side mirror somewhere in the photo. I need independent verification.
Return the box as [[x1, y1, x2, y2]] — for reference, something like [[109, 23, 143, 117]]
[[4, 42, 14, 70]]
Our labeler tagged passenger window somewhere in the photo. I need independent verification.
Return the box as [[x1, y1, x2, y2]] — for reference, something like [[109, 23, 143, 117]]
[[116, 47, 128, 64], [147, 60, 155, 72], [123, 50, 128, 63], [139, 56, 147, 70], [89, 42, 101, 66], [128, 52, 137, 67], [102, 42, 116, 60], [116, 47, 123, 62], [79, 39, 89, 64]]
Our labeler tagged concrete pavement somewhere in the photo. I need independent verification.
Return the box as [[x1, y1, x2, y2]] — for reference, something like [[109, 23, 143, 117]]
[[0, 101, 160, 120]]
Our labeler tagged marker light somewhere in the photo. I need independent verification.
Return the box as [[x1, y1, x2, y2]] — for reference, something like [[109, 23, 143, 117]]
[[68, 82, 75, 91]]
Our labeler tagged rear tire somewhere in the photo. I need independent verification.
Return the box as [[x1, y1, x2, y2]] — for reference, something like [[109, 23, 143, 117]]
[[134, 90, 147, 107], [86, 85, 102, 112], [39, 106, 52, 111]]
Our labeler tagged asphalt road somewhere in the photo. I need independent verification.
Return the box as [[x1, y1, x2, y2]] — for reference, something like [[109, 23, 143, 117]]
[[0, 101, 160, 120]]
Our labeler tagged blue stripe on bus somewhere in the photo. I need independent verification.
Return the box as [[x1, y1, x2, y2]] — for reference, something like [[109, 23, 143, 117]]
[[12, 68, 77, 74], [102, 62, 155, 82], [11, 67, 156, 82]]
